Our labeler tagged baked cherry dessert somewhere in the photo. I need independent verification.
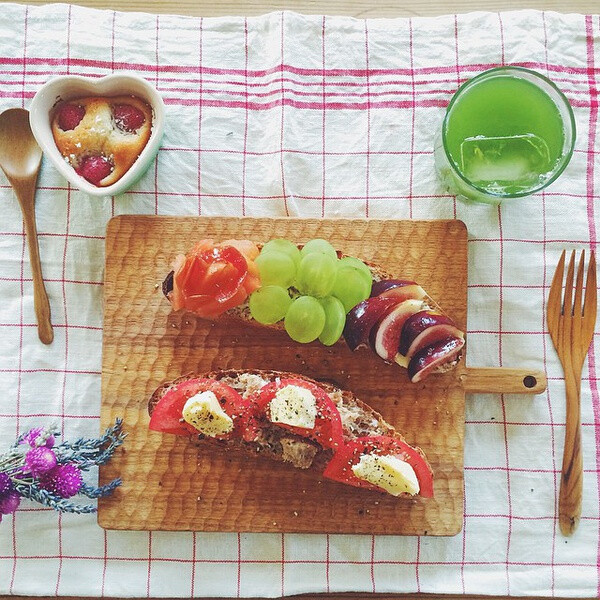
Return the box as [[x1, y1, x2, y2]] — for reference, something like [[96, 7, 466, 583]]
[[51, 95, 153, 187]]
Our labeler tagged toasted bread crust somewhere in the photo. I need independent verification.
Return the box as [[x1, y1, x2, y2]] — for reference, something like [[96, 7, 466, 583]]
[[148, 369, 432, 496]]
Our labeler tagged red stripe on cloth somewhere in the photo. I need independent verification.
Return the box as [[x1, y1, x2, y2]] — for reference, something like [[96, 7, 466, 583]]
[[197, 17, 204, 216], [241, 18, 249, 217], [325, 534, 330, 593], [583, 14, 600, 598], [55, 7, 73, 595], [364, 20, 371, 218], [415, 535, 421, 593], [154, 15, 160, 216], [279, 13, 289, 215], [0, 54, 599, 77], [280, 532, 285, 597], [407, 18, 416, 219], [321, 15, 326, 219], [540, 12, 558, 593], [370, 536, 376, 593], [146, 531, 152, 598], [236, 532, 241, 598], [9, 6, 30, 591]]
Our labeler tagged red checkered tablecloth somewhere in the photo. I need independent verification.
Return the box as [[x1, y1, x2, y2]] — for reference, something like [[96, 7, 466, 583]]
[[0, 3, 599, 596]]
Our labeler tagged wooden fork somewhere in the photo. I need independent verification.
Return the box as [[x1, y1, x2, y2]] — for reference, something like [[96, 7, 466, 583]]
[[547, 250, 597, 535]]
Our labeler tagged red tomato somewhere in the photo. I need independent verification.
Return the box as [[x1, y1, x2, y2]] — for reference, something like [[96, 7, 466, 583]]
[[148, 378, 255, 440], [322, 435, 434, 497], [170, 242, 261, 318], [253, 378, 344, 450]]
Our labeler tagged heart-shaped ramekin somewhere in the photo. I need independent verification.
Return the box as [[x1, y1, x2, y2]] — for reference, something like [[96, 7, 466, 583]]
[[29, 73, 165, 197]]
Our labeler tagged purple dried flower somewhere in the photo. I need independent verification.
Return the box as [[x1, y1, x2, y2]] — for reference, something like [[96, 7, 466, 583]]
[[21, 427, 55, 448], [0, 491, 20, 515], [40, 464, 83, 498], [0, 473, 11, 495], [21, 427, 43, 447], [22, 446, 57, 476]]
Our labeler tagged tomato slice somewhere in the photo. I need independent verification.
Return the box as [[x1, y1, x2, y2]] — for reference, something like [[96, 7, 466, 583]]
[[253, 378, 344, 450], [149, 378, 254, 439], [171, 243, 253, 318], [322, 435, 434, 497]]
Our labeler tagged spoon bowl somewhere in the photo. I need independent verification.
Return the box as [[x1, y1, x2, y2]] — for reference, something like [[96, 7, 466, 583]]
[[0, 108, 53, 344]]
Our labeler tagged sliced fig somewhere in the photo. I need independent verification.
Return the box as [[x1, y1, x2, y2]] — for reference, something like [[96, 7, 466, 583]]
[[343, 296, 401, 351], [370, 279, 416, 297], [370, 299, 425, 362], [407, 337, 465, 383], [398, 310, 464, 358], [371, 280, 427, 304]]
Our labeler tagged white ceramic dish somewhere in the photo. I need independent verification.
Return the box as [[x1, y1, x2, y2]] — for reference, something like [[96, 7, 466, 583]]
[[29, 73, 165, 197]]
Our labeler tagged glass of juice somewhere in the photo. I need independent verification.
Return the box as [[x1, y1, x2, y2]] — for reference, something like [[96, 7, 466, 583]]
[[434, 66, 575, 204]]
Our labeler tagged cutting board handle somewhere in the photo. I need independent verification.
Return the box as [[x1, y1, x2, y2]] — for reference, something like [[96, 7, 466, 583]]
[[460, 367, 547, 394]]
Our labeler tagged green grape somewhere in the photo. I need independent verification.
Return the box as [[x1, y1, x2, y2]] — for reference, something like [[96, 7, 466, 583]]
[[331, 267, 371, 312], [261, 239, 301, 266], [249, 286, 292, 324], [318, 296, 346, 346], [338, 256, 373, 289], [296, 252, 338, 298], [284, 296, 326, 343], [300, 238, 338, 260], [255, 251, 296, 287]]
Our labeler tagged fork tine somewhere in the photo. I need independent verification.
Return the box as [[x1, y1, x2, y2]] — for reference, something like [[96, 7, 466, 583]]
[[573, 251, 585, 317], [563, 251, 576, 317], [583, 250, 597, 345], [573, 252, 585, 365], [548, 250, 566, 344]]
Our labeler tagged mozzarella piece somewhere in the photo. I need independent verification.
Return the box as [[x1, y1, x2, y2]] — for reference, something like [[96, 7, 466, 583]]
[[352, 454, 420, 496], [268, 385, 317, 429], [182, 390, 234, 437]]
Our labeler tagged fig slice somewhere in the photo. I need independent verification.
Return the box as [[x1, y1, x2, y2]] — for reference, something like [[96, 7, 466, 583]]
[[398, 310, 464, 358], [407, 337, 465, 383], [371, 279, 427, 303], [370, 299, 426, 362], [370, 279, 416, 297], [343, 296, 401, 351]]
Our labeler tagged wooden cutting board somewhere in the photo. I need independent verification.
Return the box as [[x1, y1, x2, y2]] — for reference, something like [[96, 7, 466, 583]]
[[99, 215, 469, 536]]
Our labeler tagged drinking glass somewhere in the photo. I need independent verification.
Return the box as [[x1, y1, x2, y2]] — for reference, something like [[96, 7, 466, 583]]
[[434, 66, 575, 204]]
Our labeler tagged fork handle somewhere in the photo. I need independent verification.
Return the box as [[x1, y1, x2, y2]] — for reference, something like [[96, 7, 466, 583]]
[[559, 367, 583, 535]]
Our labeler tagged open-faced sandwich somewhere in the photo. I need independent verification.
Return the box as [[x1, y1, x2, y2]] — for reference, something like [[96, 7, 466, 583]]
[[148, 369, 434, 498], [161, 238, 465, 383]]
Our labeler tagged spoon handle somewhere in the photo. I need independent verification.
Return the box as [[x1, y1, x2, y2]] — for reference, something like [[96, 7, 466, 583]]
[[15, 177, 53, 344]]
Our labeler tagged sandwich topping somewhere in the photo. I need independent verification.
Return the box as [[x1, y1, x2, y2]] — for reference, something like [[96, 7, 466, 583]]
[[149, 373, 434, 498], [163, 238, 465, 383], [182, 390, 234, 438], [268, 385, 317, 429], [351, 454, 420, 496]]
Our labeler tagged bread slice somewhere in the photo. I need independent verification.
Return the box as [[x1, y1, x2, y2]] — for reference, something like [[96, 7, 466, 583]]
[[148, 369, 432, 497]]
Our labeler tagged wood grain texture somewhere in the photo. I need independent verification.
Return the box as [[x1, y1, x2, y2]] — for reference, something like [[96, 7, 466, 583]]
[[14, 0, 600, 17], [99, 216, 467, 535]]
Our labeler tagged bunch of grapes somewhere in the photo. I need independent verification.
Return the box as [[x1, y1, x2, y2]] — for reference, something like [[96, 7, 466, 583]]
[[248, 238, 372, 346]]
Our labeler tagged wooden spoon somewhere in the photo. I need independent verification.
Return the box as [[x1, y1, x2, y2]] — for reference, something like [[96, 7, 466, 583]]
[[0, 108, 53, 344]]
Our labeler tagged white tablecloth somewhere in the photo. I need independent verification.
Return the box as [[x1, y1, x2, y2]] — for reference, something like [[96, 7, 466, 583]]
[[0, 3, 599, 596]]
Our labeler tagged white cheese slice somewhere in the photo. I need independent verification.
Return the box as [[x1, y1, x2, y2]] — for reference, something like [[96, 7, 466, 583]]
[[268, 385, 317, 429], [182, 390, 234, 437], [352, 454, 420, 496]]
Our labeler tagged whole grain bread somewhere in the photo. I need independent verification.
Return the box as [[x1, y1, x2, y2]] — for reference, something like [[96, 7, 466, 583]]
[[148, 369, 432, 497]]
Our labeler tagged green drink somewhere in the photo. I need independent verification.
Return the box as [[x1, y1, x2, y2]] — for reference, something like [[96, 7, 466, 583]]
[[435, 67, 575, 204]]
